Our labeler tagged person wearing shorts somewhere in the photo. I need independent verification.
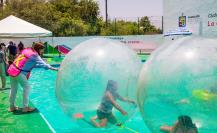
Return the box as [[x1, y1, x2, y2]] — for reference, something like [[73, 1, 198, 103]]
[[90, 80, 136, 127]]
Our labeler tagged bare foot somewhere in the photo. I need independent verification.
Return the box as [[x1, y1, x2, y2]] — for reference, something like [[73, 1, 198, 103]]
[[22, 107, 36, 113], [8, 106, 19, 112]]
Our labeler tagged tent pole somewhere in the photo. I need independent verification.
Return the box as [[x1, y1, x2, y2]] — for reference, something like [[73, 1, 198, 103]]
[[38, 37, 41, 42]]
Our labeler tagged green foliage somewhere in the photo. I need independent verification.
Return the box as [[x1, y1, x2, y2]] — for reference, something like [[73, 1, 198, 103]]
[[101, 20, 143, 36], [56, 16, 88, 36], [139, 16, 162, 34], [0, 0, 162, 36]]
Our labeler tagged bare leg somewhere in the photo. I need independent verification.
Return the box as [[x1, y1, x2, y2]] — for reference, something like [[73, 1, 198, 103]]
[[99, 118, 107, 127], [160, 125, 173, 133], [91, 116, 100, 127], [90, 116, 107, 127], [108, 114, 119, 125]]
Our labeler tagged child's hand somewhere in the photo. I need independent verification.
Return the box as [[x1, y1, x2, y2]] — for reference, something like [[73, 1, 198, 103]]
[[53, 67, 59, 71]]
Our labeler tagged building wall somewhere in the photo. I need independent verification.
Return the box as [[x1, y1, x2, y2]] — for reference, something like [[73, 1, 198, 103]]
[[163, 0, 217, 38]]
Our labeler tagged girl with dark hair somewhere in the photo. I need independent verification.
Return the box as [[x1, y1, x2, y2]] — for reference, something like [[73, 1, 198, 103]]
[[160, 115, 198, 133], [90, 80, 136, 127]]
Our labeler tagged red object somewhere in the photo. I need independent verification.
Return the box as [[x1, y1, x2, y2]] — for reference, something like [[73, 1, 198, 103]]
[[73, 113, 84, 119], [56, 45, 71, 55]]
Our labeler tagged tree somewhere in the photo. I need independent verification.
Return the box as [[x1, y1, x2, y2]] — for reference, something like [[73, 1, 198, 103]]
[[0, 0, 162, 36], [140, 16, 162, 34], [56, 15, 88, 36]]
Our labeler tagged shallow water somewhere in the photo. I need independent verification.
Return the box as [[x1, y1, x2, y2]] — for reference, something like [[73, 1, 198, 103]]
[[29, 68, 150, 133]]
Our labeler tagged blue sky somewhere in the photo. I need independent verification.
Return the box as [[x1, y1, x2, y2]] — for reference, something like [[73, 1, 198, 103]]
[[96, 0, 163, 19]]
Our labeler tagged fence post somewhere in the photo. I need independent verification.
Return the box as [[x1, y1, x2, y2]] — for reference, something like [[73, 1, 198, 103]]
[[161, 16, 164, 34], [115, 18, 117, 35], [137, 17, 140, 35]]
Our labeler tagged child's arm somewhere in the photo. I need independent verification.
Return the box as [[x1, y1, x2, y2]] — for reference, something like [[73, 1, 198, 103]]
[[160, 125, 172, 133], [160, 121, 178, 133], [117, 95, 136, 104], [106, 92, 127, 115]]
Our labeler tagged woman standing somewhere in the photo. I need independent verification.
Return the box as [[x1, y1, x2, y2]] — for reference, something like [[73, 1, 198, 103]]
[[8, 42, 58, 112]]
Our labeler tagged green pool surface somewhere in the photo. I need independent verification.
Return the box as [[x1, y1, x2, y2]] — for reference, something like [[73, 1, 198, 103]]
[[0, 54, 149, 133]]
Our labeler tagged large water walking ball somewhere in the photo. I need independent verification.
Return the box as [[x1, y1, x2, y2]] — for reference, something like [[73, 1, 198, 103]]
[[56, 38, 142, 128], [137, 36, 217, 132]]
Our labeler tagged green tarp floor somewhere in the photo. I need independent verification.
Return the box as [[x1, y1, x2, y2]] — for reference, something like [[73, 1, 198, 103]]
[[0, 78, 52, 133]]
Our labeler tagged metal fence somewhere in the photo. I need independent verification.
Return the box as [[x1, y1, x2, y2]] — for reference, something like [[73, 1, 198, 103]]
[[99, 16, 163, 36]]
